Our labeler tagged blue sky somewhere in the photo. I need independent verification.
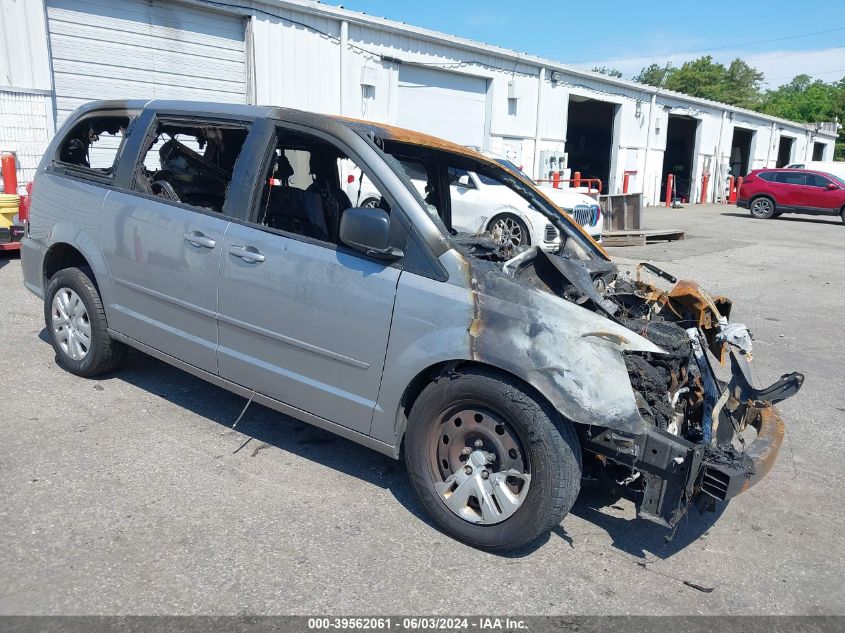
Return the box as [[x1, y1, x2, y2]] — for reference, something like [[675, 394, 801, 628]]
[[340, 0, 845, 87]]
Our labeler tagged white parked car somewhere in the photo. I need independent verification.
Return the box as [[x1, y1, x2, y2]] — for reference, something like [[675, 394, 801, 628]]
[[785, 161, 845, 181], [480, 151, 603, 243], [344, 152, 602, 250]]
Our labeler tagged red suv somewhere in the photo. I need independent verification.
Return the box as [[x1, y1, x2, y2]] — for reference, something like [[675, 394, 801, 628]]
[[738, 168, 845, 223]]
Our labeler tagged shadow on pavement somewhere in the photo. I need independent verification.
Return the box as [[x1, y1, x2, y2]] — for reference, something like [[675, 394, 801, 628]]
[[38, 331, 718, 559], [720, 211, 842, 226], [0, 251, 20, 270], [567, 483, 726, 560], [53, 346, 443, 536]]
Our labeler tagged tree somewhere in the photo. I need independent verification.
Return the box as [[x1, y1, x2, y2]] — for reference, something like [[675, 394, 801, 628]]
[[633, 56, 764, 108], [591, 65, 622, 78], [633, 63, 670, 87], [759, 74, 837, 122], [760, 75, 845, 159]]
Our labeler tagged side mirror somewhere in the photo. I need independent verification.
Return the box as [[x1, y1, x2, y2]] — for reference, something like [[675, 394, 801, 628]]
[[339, 207, 403, 261], [457, 174, 471, 187], [826, 182, 838, 190]]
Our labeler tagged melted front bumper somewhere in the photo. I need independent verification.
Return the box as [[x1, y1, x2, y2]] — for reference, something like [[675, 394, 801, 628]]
[[582, 402, 789, 528]]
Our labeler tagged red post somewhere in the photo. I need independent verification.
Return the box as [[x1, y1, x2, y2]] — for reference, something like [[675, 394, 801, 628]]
[[727, 176, 736, 204], [1, 153, 17, 194], [552, 171, 560, 189], [665, 174, 674, 207], [700, 173, 709, 204], [622, 173, 630, 194], [573, 171, 581, 188]]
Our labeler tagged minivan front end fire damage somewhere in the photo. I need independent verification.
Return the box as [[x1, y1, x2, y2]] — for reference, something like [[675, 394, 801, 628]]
[[458, 237, 803, 528]]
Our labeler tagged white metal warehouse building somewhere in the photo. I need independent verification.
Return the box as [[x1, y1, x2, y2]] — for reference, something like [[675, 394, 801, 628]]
[[1, 0, 840, 204]]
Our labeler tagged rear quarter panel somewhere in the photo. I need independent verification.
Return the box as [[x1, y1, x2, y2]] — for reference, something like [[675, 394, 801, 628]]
[[23, 172, 112, 303]]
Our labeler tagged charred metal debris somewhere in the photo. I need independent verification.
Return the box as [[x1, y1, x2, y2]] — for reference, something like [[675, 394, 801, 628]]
[[457, 236, 804, 527]]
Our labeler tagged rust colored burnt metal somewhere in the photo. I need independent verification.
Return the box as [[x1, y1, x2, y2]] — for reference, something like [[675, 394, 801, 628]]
[[636, 275, 733, 359], [339, 115, 609, 257], [741, 406, 786, 492]]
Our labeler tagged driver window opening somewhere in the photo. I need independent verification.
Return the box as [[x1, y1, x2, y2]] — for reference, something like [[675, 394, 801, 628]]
[[256, 129, 390, 244]]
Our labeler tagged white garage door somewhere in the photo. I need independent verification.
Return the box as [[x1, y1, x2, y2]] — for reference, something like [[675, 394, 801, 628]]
[[397, 66, 488, 147], [46, 0, 247, 127]]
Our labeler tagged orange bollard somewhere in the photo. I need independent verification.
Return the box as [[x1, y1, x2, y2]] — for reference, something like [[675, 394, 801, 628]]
[[665, 174, 674, 207], [700, 173, 709, 204], [727, 176, 736, 204], [622, 173, 630, 194], [573, 171, 581, 188], [552, 171, 560, 189], [1, 153, 17, 194]]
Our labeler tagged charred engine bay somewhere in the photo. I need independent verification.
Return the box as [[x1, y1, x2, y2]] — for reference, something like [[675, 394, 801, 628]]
[[455, 234, 706, 441]]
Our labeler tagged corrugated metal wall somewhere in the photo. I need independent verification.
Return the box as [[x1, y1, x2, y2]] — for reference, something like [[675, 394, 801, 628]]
[[45, 0, 248, 127]]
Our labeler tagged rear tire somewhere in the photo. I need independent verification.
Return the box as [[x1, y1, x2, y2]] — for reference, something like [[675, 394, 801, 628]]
[[840, 206, 845, 225], [749, 196, 775, 219], [404, 367, 581, 551], [44, 267, 127, 377]]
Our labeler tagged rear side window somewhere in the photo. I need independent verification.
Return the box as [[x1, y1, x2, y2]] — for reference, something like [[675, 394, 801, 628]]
[[758, 172, 776, 182], [773, 172, 806, 185], [56, 114, 133, 175], [132, 119, 250, 215]]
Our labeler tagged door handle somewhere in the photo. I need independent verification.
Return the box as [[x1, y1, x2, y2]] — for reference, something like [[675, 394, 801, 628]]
[[229, 245, 266, 263], [184, 231, 216, 249]]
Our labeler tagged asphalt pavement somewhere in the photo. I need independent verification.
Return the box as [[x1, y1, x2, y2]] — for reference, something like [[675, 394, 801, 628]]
[[1, 204, 843, 615]]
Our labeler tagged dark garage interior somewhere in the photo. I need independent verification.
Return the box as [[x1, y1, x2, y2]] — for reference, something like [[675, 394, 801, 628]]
[[565, 96, 616, 192], [812, 142, 826, 160], [776, 135, 794, 167], [730, 127, 755, 177], [660, 115, 698, 202]]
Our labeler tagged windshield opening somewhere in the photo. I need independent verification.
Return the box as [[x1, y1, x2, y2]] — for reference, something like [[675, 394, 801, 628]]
[[369, 138, 605, 260]]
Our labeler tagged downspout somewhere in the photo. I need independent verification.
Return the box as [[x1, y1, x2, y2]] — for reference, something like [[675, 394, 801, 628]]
[[641, 92, 657, 205], [714, 111, 727, 203], [339, 20, 349, 116], [532, 67, 545, 180]]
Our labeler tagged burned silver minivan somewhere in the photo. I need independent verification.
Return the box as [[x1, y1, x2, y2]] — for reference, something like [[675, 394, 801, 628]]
[[21, 100, 803, 550]]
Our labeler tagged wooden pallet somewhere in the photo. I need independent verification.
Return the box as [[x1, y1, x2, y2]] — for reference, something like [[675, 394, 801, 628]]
[[603, 228, 685, 247]]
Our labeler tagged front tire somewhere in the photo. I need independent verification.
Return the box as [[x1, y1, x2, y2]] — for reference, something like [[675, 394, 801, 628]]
[[404, 368, 581, 551], [750, 196, 775, 219], [44, 267, 126, 377]]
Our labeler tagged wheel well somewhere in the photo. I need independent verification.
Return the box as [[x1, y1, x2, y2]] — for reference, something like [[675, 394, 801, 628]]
[[43, 243, 91, 286], [395, 359, 562, 454]]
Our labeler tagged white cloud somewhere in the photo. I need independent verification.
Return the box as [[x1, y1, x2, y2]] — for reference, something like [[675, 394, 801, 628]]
[[581, 47, 845, 87]]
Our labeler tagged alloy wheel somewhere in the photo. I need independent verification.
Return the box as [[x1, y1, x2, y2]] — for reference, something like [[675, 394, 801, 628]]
[[751, 198, 772, 218], [51, 288, 91, 361], [491, 216, 525, 247]]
